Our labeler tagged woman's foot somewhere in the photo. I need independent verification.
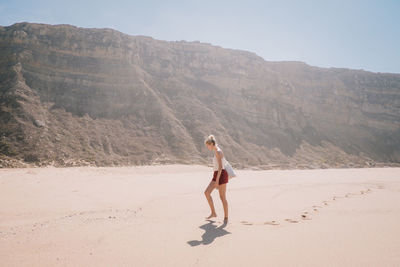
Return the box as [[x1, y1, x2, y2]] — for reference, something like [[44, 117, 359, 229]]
[[206, 213, 217, 219]]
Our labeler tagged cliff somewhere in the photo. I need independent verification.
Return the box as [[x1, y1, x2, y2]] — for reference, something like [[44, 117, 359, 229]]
[[0, 22, 399, 169]]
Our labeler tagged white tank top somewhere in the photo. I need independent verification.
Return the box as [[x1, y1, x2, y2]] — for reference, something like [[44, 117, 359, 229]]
[[213, 146, 227, 171]]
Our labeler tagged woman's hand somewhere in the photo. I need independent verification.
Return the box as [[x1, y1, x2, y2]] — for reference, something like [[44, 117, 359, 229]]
[[212, 180, 219, 190]]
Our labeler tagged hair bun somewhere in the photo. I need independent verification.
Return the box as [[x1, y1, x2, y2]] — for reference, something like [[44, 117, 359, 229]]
[[204, 134, 216, 145]]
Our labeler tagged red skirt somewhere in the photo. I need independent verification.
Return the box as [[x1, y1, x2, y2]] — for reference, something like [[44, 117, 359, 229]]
[[212, 169, 229, 185]]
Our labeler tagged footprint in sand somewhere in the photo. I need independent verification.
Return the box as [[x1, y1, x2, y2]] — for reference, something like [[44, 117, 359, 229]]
[[264, 221, 279, 226], [241, 221, 253, 225], [301, 214, 311, 220], [361, 189, 372, 194], [285, 218, 299, 223], [312, 205, 321, 212], [323, 201, 329, 206]]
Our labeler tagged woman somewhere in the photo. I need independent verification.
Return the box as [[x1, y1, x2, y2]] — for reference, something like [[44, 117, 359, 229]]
[[204, 134, 229, 224]]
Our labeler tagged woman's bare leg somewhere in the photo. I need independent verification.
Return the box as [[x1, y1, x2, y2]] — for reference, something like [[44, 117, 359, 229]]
[[204, 181, 217, 218], [218, 183, 228, 221]]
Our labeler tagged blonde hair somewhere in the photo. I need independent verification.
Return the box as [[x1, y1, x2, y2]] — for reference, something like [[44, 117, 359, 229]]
[[204, 134, 216, 146]]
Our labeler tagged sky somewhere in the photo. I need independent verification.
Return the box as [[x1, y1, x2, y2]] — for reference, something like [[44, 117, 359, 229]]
[[0, 0, 399, 73]]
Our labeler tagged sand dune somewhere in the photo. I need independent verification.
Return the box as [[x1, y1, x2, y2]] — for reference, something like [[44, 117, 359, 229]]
[[0, 165, 399, 266]]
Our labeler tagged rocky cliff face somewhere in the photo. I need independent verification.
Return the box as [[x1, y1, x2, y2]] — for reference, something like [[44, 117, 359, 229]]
[[0, 22, 399, 168]]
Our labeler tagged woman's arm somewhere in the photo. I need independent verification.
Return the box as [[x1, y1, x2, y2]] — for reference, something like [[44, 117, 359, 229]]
[[214, 150, 223, 184]]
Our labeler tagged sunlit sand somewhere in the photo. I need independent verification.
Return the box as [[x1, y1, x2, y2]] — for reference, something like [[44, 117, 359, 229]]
[[0, 165, 399, 266]]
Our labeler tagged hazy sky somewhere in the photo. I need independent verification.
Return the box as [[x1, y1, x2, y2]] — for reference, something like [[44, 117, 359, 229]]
[[1, 0, 399, 73]]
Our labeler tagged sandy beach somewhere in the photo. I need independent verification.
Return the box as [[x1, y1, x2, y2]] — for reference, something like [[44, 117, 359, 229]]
[[0, 165, 399, 266]]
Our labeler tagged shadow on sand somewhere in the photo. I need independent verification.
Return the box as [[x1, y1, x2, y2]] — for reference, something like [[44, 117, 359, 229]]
[[187, 219, 232, 246]]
